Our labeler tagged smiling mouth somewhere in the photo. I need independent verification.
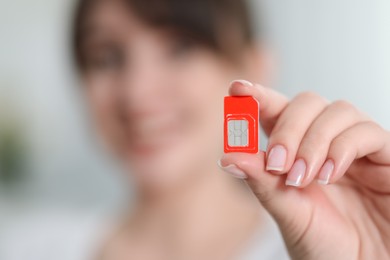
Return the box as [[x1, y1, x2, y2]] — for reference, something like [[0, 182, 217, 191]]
[[125, 114, 182, 155]]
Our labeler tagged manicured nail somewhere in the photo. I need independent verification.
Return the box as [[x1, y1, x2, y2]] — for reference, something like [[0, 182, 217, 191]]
[[266, 145, 287, 172], [231, 79, 253, 87], [217, 160, 248, 179], [286, 159, 306, 187], [317, 160, 334, 185]]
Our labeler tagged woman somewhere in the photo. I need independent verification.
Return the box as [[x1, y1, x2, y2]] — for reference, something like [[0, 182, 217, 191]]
[[15, 0, 389, 259]]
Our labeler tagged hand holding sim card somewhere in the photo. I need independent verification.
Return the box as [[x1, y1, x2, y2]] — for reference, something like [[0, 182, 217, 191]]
[[219, 77, 390, 260], [224, 96, 259, 154]]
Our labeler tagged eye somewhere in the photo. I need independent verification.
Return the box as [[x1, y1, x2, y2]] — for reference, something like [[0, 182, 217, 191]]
[[85, 47, 125, 71]]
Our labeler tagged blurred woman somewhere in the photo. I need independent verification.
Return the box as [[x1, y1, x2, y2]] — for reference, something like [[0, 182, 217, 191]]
[[73, 0, 283, 259], [70, 0, 390, 259]]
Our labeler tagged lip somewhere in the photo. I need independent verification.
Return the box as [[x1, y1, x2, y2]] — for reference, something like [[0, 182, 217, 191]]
[[126, 120, 181, 155], [126, 132, 180, 158]]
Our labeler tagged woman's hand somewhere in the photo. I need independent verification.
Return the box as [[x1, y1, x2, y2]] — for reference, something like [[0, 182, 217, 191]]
[[219, 80, 390, 260]]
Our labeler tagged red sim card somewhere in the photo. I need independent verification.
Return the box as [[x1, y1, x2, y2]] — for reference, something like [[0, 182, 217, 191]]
[[224, 96, 259, 154]]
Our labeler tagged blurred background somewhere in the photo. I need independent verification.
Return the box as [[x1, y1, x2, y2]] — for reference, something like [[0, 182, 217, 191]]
[[1, 0, 390, 232]]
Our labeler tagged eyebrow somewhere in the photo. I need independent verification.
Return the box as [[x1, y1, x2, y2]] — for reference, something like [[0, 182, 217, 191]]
[[79, 23, 121, 48]]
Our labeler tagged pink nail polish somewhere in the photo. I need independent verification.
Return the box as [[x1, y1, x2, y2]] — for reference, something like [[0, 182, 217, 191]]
[[266, 145, 287, 172], [286, 159, 306, 187], [217, 160, 248, 179], [317, 160, 334, 185], [231, 79, 253, 87]]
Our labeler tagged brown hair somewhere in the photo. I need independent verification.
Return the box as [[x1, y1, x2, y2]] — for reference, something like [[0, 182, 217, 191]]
[[73, 0, 257, 70]]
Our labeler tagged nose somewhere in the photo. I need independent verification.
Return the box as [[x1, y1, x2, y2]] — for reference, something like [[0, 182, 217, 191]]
[[118, 44, 170, 116]]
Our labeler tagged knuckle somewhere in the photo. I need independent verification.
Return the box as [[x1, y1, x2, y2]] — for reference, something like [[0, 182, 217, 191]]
[[296, 91, 318, 99], [366, 121, 383, 131], [295, 91, 328, 104], [361, 121, 386, 137], [270, 125, 298, 144], [331, 100, 359, 115], [297, 136, 329, 162], [330, 134, 351, 153], [301, 132, 329, 151]]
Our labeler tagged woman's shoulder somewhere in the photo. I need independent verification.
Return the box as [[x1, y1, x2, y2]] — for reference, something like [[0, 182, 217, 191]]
[[0, 210, 113, 260]]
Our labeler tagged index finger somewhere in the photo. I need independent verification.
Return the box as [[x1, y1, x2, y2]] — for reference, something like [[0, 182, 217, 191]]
[[229, 80, 289, 135]]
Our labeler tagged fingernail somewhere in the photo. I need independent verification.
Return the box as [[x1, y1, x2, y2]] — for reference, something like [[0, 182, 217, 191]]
[[217, 160, 248, 179], [317, 160, 334, 185], [266, 145, 287, 172], [286, 159, 306, 187], [231, 79, 254, 87]]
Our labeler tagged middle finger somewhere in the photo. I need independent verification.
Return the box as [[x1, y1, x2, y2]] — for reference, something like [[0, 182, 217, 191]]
[[266, 92, 328, 174]]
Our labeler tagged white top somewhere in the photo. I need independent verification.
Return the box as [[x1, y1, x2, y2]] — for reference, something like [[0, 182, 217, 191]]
[[0, 210, 290, 260]]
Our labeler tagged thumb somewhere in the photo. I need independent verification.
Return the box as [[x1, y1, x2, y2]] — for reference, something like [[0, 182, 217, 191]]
[[219, 152, 315, 246]]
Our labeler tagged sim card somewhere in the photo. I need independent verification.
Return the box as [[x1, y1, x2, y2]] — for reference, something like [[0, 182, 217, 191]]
[[224, 96, 259, 154]]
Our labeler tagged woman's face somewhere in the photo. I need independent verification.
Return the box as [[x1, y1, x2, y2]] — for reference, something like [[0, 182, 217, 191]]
[[81, 0, 251, 189]]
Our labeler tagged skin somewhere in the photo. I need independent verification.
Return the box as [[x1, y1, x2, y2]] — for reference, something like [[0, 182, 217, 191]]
[[221, 81, 390, 259], [81, 0, 390, 259]]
